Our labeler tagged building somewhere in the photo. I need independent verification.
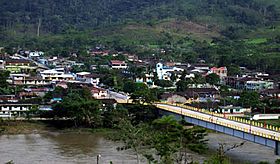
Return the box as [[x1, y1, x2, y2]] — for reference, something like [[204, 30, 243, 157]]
[[91, 87, 108, 99], [218, 105, 251, 115], [76, 72, 102, 86], [5, 59, 36, 73], [29, 51, 44, 58], [156, 63, 184, 80], [226, 76, 274, 91], [109, 60, 128, 69], [209, 67, 227, 79], [0, 103, 35, 118], [40, 69, 75, 82], [135, 73, 154, 84], [245, 80, 274, 91], [10, 74, 51, 86], [0, 60, 5, 69], [260, 89, 280, 99]]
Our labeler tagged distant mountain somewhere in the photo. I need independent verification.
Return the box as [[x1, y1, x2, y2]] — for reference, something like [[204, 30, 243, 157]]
[[0, 0, 279, 36]]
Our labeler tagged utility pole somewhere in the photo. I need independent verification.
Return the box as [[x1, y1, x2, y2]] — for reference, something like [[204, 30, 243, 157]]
[[37, 18, 42, 37], [97, 154, 101, 164]]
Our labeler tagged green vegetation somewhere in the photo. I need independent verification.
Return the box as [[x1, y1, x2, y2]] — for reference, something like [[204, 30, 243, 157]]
[[1, 0, 280, 74], [111, 115, 207, 164]]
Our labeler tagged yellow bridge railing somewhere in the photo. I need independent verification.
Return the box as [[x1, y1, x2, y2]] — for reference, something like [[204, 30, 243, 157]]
[[155, 101, 280, 141]]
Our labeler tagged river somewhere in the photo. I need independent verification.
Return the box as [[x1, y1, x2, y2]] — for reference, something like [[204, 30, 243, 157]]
[[0, 132, 279, 164], [0, 132, 145, 164]]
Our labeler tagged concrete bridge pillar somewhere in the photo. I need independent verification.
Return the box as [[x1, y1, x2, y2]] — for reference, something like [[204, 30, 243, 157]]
[[276, 141, 280, 155]]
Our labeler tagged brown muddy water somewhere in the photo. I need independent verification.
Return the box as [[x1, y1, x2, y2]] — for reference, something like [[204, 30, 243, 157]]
[[0, 132, 146, 164], [0, 132, 279, 164]]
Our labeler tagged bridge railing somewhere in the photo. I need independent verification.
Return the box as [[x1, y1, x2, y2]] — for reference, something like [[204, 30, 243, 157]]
[[227, 116, 280, 132], [155, 101, 280, 141]]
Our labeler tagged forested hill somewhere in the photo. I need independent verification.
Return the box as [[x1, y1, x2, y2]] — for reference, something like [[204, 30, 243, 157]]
[[1, 0, 279, 35]]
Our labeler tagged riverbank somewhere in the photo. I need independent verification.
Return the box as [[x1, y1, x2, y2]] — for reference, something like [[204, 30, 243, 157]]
[[0, 120, 114, 135]]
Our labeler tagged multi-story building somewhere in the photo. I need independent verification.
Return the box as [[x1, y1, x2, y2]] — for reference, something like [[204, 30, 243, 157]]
[[91, 87, 108, 99], [76, 72, 101, 86], [5, 59, 37, 73], [0, 103, 34, 118], [209, 67, 227, 79], [40, 69, 75, 82], [156, 63, 184, 80], [245, 80, 274, 91], [109, 60, 128, 69]]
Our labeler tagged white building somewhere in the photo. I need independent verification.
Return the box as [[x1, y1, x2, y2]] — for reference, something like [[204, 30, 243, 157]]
[[29, 51, 44, 58], [109, 60, 128, 69], [156, 63, 184, 80], [40, 69, 75, 82], [218, 105, 251, 114], [76, 72, 101, 86], [245, 80, 274, 91], [0, 103, 34, 118]]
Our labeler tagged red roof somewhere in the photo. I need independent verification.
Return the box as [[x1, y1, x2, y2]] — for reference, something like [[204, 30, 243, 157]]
[[211, 67, 227, 70], [110, 60, 125, 65]]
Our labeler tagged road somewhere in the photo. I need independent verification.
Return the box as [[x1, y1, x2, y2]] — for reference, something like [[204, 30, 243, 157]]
[[156, 103, 280, 139]]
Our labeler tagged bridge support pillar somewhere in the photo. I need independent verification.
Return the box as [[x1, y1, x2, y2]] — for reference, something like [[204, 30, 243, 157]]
[[275, 141, 280, 155]]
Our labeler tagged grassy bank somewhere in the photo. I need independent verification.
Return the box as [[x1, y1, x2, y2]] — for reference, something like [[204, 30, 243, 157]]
[[0, 121, 53, 135], [0, 120, 115, 135]]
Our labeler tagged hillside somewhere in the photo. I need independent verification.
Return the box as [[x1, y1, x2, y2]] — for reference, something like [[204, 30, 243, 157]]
[[0, 0, 280, 74], [0, 0, 279, 36]]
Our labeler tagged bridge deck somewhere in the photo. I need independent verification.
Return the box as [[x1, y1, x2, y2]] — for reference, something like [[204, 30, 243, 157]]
[[156, 103, 280, 141]]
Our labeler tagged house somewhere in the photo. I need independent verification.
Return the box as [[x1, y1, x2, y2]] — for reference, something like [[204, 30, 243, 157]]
[[135, 73, 154, 84], [182, 88, 220, 102], [100, 99, 118, 109], [0, 103, 35, 118], [218, 105, 251, 115], [193, 64, 210, 71], [230, 76, 273, 91], [245, 80, 274, 91], [91, 87, 108, 99], [28, 51, 44, 58], [76, 72, 102, 86], [5, 59, 36, 73], [156, 63, 184, 80], [0, 95, 18, 102], [123, 53, 139, 62], [0, 60, 5, 69], [109, 60, 128, 69], [40, 69, 75, 82], [260, 89, 280, 98], [160, 92, 192, 104], [10, 74, 51, 86], [209, 67, 227, 79], [56, 81, 68, 89]]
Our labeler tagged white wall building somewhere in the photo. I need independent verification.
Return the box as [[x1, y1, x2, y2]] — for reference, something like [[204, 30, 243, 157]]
[[156, 63, 184, 80], [40, 69, 74, 82], [0, 103, 34, 118]]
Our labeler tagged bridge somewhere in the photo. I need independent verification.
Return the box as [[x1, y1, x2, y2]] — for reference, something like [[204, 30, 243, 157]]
[[154, 102, 280, 155]]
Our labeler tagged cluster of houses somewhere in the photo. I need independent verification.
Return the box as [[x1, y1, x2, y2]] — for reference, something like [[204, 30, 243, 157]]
[[0, 48, 279, 118]]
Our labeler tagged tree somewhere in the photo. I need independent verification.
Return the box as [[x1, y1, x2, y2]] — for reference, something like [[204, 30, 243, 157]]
[[206, 73, 220, 85], [227, 64, 241, 76], [0, 70, 9, 88], [151, 116, 183, 163], [112, 120, 151, 164], [239, 91, 260, 108], [155, 79, 173, 88], [176, 80, 189, 92], [193, 74, 206, 84], [170, 72, 177, 82], [53, 91, 102, 127]]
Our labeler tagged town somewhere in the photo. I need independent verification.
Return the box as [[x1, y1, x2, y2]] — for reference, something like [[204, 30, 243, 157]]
[[0, 48, 279, 120]]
